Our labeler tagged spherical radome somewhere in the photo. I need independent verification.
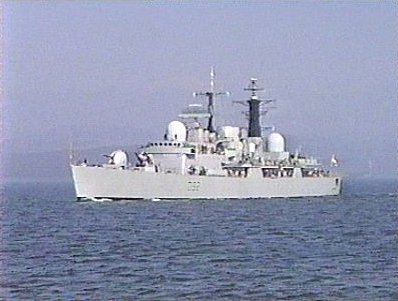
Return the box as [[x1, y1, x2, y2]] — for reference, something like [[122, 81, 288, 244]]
[[167, 120, 187, 142], [267, 132, 285, 152]]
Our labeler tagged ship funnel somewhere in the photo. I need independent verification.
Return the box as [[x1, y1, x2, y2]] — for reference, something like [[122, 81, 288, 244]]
[[237, 78, 276, 138], [244, 78, 264, 137]]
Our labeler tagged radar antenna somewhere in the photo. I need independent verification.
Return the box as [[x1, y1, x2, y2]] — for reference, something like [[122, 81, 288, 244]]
[[235, 78, 276, 137], [193, 67, 230, 132]]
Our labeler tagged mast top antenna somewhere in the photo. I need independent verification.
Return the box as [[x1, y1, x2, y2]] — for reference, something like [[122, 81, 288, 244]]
[[244, 78, 264, 99]]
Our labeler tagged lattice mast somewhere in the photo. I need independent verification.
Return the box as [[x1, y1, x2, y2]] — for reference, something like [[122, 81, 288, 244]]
[[193, 67, 229, 132]]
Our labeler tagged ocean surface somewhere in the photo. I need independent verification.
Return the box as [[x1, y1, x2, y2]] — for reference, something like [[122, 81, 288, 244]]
[[0, 178, 397, 300]]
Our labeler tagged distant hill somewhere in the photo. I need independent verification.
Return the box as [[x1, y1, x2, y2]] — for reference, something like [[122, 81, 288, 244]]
[[3, 145, 140, 183], [3, 139, 396, 183]]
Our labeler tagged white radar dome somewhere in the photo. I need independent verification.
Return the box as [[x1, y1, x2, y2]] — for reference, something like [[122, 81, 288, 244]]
[[267, 132, 285, 153], [109, 150, 129, 166], [167, 120, 187, 142]]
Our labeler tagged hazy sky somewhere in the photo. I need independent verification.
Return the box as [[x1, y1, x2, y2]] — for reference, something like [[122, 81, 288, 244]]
[[3, 1, 397, 177]]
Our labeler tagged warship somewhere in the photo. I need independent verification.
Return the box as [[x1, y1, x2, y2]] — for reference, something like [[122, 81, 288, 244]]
[[71, 70, 341, 200]]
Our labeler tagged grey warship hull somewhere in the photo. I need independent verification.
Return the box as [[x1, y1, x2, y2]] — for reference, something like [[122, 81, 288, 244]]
[[71, 74, 342, 200], [72, 165, 341, 200]]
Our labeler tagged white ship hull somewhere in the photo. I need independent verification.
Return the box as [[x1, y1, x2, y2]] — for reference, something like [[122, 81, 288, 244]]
[[71, 165, 342, 200]]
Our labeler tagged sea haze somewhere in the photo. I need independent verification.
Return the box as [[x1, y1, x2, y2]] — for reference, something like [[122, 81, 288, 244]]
[[0, 178, 397, 300]]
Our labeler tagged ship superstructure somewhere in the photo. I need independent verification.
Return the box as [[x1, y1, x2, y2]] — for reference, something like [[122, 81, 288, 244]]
[[71, 70, 341, 200]]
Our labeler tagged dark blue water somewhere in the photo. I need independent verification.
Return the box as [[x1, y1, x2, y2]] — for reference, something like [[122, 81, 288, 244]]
[[1, 178, 397, 300]]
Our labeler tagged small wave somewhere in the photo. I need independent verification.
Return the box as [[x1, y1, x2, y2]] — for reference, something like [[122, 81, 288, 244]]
[[90, 197, 113, 202]]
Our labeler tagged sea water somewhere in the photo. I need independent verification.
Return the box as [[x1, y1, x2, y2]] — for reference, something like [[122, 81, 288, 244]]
[[0, 179, 397, 300]]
